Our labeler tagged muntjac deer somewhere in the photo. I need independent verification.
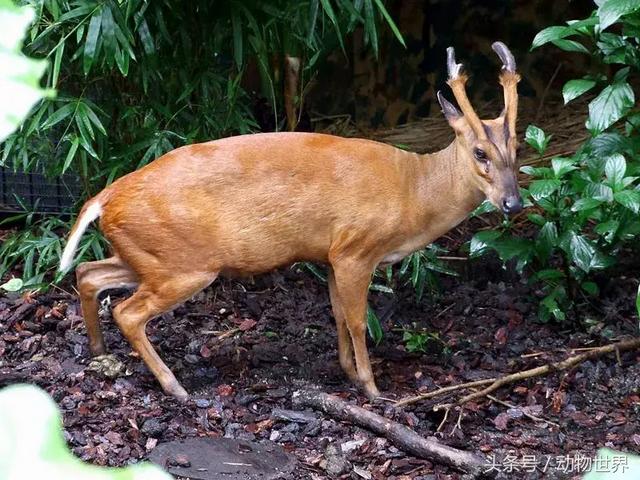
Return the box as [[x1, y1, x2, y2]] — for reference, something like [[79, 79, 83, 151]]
[[60, 42, 522, 400]]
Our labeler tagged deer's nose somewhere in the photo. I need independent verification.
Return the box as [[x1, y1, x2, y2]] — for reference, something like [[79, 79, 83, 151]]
[[502, 195, 523, 215]]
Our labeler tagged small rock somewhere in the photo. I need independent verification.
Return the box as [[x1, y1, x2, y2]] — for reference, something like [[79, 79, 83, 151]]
[[323, 444, 351, 477], [194, 398, 211, 408], [341, 439, 366, 454], [141, 418, 167, 437], [270, 430, 281, 442]]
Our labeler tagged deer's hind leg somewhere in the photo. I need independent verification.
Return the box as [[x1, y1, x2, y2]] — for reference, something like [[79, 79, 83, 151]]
[[111, 271, 218, 399], [76, 256, 138, 356]]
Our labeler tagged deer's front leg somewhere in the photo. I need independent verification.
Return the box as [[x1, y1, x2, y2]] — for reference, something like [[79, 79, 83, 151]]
[[330, 259, 380, 399]]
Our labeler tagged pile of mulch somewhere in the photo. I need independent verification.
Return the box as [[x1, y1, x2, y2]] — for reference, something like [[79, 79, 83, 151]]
[[1, 254, 639, 479]]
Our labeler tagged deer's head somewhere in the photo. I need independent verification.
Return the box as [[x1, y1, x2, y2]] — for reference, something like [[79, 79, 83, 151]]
[[437, 42, 523, 215]]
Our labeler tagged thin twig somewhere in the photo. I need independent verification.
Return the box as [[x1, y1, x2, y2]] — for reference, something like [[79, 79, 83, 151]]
[[433, 337, 640, 410], [396, 337, 640, 409]]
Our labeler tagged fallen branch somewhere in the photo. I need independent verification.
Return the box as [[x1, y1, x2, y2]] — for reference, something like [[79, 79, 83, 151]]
[[292, 389, 486, 476], [396, 337, 640, 409]]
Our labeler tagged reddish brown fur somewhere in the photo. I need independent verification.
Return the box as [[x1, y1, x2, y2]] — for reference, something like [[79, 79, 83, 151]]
[[68, 46, 521, 400]]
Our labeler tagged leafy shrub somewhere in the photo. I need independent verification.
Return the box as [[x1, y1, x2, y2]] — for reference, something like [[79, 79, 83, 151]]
[[471, 1, 640, 321]]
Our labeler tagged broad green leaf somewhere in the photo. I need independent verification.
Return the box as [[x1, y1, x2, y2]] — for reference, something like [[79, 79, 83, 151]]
[[562, 79, 596, 104], [469, 230, 501, 257], [551, 157, 577, 177], [83, 11, 101, 75], [534, 269, 565, 281], [529, 179, 561, 200], [471, 200, 497, 217], [614, 190, 640, 213], [0, 0, 52, 141], [571, 198, 604, 211], [0, 384, 171, 480], [537, 221, 558, 261], [581, 281, 599, 296], [604, 153, 626, 188], [598, 0, 640, 30], [531, 25, 574, 49], [552, 38, 589, 53], [568, 233, 596, 272], [586, 82, 634, 135], [584, 182, 614, 201], [0, 277, 23, 291], [525, 124, 550, 154]]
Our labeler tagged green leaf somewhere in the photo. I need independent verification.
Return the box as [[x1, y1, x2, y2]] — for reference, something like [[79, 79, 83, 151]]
[[529, 179, 561, 200], [51, 41, 64, 88], [366, 305, 383, 345], [40, 102, 74, 129], [137, 19, 155, 55], [319, 0, 346, 54], [372, 0, 405, 47], [598, 0, 640, 30], [537, 221, 558, 261], [0, 277, 23, 292], [586, 82, 635, 135], [551, 157, 577, 177], [62, 136, 80, 174], [469, 230, 501, 257], [83, 11, 102, 75], [525, 124, 551, 154], [100, 5, 116, 64], [614, 190, 640, 213], [551, 38, 589, 53], [562, 79, 596, 104], [531, 25, 574, 49], [471, 200, 497, 217], [581, 281, 599, 296], [604, 153, 626, 188], [571, 198, 604, 211]]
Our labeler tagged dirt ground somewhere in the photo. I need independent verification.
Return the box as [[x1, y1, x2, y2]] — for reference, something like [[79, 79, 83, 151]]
[[1, 249, 640, 479]]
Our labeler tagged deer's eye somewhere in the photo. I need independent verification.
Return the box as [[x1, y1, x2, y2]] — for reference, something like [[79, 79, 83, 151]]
[[474, 148, 488, 162]]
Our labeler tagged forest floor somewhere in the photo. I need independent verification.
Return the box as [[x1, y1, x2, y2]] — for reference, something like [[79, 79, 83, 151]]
[[1, 247, 640, 479]]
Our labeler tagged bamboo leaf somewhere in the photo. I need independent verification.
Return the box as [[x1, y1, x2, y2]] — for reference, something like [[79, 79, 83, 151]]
[[83, 10, 102, 75]]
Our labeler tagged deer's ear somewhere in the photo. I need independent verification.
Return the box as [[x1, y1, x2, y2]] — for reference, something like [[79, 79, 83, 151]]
[[437, 91, 462, 125]]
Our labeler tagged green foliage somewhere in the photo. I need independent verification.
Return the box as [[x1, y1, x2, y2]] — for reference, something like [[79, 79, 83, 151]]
[[401, 328, 446, 354], [0, 277, 23, 292], [0, 0, 52, 141], [0, 209, 105, 289], [0, 384, 170, 479], [474, 5, 640, 321], [0, 0, 403, 287]]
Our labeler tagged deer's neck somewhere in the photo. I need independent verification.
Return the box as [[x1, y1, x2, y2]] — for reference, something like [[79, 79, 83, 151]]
[[414, 141, 485, 233]]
